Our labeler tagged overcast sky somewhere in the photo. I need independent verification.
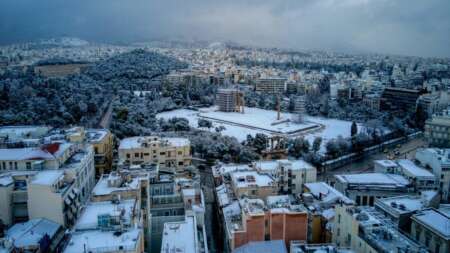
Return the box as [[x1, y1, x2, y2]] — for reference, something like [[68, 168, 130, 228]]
[[1, 0, 449, 57]]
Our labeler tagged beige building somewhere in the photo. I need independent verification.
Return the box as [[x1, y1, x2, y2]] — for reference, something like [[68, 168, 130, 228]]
[[411, 208, 450, 253], [333, 205, 427, 253], [118, 136, 191, 172], [255, 77, 287, 94], [66, 127, 114, 177], [253, 159, 316, 194], [27, 145, 95, 227], [230, 170, 278, 199]]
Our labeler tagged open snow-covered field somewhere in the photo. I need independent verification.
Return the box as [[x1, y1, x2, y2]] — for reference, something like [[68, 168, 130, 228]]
[[156, 106, 358, 151]]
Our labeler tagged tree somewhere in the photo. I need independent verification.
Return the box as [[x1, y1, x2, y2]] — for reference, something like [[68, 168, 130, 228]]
[[312, 137, 322, 153], [197, 118, 212, 129], [288, 137, 310, 158], [251, 133, 268, 153], [351, 121, 358, 137]]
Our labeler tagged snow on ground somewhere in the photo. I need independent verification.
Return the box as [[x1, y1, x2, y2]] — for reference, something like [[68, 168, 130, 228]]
[[156, 106, 357, 152]]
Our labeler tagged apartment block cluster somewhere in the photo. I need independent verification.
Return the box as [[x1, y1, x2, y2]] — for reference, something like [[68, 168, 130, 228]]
[[0, 126, 205, 253]]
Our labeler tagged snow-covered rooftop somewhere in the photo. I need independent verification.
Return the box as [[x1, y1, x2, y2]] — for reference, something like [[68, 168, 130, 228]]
[[31, 170, 64, 186], [6, 218, 61, 248], [413, 209, 450, 239], [63, 229, 141, 253], [376, 195, 427, 215], [86, 129, 108, 143], [119, 136, 190, 150], [92, 174, 140, 196], [231, 171, 275, 188], [160, 216, 197, 253], [0, 175, 13, 186], [233, 240, 287, 253], [397, 159, 435, 178], [374, 159, 398, 168], [335, 173, 410, 187], [304, 182, 353, 205], [0, 147, 55, 161], [75, 199, 136, 230]]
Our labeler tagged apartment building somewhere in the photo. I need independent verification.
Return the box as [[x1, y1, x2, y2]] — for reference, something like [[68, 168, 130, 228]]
[[374, 193, 439, 232], [255, 77, 287, 94], [63, 198, 145, 253], [425, 108, 450, 147], [86, 129, 114, 177], [0, 126, 51, 148], [253, 159, 316, 194], [416, 148, 450, 202], [411, 208, 450, 253], [0, 218, 64, 252], [118, 136, 191, 172], [333, 205, 427, 253], [302, 182, 354, 243], [334, 173, 413, 206], [216, 88, 244, 112], [230, 170, 277, 199], [27, 145, 95, 227], [218, 195, 308, 252], [380, 87, 422, 113], [160, 215, 208, 253], [0, 171, 37, 226], [65, 127, 114, 177]]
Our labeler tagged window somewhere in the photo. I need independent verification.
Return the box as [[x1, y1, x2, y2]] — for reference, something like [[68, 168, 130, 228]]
[[134, 153, 139, 158], [356, 196, 361, 205], [126, 153, 130, 158], [153, 150, 156, 154], [26, 162, 31, 170], [144, 153, 149, 156], [178, 151, 182, 155], [338, 214, 341, 223], [178, 161, 183, 166], [94, 147, 98, 154], [160, 152, 166, 156]]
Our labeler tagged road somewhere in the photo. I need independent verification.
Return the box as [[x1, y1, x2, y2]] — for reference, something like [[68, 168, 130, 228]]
[[320, 137, 427, 182], [199, 165, 219, 253], [98, 99, 114, 129]]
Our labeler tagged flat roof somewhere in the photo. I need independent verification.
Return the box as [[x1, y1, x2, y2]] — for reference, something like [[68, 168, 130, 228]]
[[231, 171, 275, 188], [119, 136, 190, 150], [92, 174, 140, 196], [376, 195, 426, 214], [64, 229, 141, 253], [413, 209, 450, 239], [397, 159, 435, 178], [374, 160, 398, 167], [76, 199, 136, 230], [335, 173, 409, 186], [6, 218, 60, 248], [31, 170, 64, 186], [160, 216, 197, 253]]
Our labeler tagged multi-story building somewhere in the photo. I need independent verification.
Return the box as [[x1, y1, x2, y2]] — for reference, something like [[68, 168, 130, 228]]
[[0, 126, 50, 148], [217, 195, 308, 252], [253, 159, 316, 194], [118, 136, 191, 173], [380, 87, 422, 113], [255, 77, 287, 94], [333, 205, 427, 253], [160, 215, 208, 253], [417, 93, 441, 118], [425, 108, 450, 147], [396, 159, 437, 191], [290, 242, 354, 253], [411, 208, 450, 253], [0, 218, 64, 253], [302, 182, 354, 243], [416, 148, 450, 202], [362, 94, 381, 111], [334, 173, 413, 205], [27, 145, 95, 227], [230, 170, 277, 199], [374, 193, 439, 232], [86, 129, 114, 177], [65, 127, 114, 177], [216, 88, 244, 112], [0, 171, 37, 226]]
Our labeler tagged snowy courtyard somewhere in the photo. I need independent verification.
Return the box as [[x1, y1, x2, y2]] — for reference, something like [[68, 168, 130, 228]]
[[157, 106, 359, 151]]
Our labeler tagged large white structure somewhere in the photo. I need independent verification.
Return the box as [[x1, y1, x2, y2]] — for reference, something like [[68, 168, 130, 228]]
[[416, 148, 450, 202]]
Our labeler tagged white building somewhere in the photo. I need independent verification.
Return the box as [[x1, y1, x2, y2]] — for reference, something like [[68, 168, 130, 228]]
[[253, 159, 316, 194], [416, 148, 450, 202]]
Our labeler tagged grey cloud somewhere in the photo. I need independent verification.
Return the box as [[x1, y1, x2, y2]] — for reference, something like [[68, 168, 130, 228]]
[[0, 0, 449, 57]]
